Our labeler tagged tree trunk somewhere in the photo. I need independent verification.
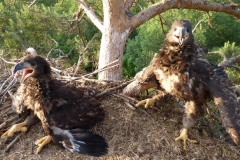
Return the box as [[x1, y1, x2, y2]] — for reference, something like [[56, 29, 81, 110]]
[[98, 0, 130, 80]]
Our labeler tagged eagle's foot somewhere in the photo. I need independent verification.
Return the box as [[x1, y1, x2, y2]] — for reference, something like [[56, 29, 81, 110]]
[[35, 135, 52, 154], [1, 122, 27, 138], [175, 128, 197, 150], [136, 98, 156, 108]]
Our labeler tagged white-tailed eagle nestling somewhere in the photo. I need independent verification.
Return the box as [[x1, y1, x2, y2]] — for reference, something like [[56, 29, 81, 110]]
[[123, 19, 240, 149], [1, 55, 108, 156]]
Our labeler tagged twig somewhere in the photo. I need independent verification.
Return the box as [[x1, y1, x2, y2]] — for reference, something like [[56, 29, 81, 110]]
[[96, 80, 133, 97], [74, 35, 97, 75], [140, 108, 153, 118], [0, 105, 11, 112], [208, 51, 227, 61], [111, 93, 153, 118], [28, 0, 38, 8], [228, 0, 240, 6], [4, 132, 24, 152], [68, 63, 119, 82], [0, 56, 17, 65], [112, 93, 138, 104], [0, 107, 12, 117], [229, 65, 240, 71], [192, 20, 202, 33], [82, 64, 119, 77], [0, 116, 18, 130], [0, 74, 18, 97], [51, 66, 63, 73], [219, 55, 240, 67], [124, 101, 136, 110], [206, 12, 212, 27]]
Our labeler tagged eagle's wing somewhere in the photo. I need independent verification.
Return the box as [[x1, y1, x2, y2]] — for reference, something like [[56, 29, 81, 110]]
[[46, 83, 107, 156], [192, 59, 240, 145], [123, 53, 159, 97]]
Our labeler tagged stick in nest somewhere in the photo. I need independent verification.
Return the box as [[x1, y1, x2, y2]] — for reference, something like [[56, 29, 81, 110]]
[[4, 132, 24, 152], [111, 93, 153, 118], [0, 116, 18, 130], [96, 80, 133, 98]]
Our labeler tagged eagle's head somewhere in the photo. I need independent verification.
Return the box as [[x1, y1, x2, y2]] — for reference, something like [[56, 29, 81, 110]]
[[13, 55, 51, 83], [165, 19, 194, 46]]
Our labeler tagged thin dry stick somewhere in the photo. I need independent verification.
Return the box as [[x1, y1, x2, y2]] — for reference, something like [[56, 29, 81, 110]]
[[96, 80, 133, 98], [111, 93, 153, 118], [206, 12, 212, 27], [74, 35, 97, 75], [69, 63, 119, 81], [82, 64, 119, 77], [0, 105, 11, 112], [4, 132, 24, 152], [0, 74, 15, 94], [112, 93, 138, 105], [0, 116, 18, 130], [28, 0, 38, 8], [192, 20, 202, 33], [1, 74, 18, 97], [0, 107, 12, 117], [208, 51, 227, 61], [124, 101, 136, 110], [0, 55, 17, 65]]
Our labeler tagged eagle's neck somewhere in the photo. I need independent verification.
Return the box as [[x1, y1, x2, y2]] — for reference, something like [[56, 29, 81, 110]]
[[23, 75, 52, 134], [153, 41, 197, 74], [24, 75, 51, 112]]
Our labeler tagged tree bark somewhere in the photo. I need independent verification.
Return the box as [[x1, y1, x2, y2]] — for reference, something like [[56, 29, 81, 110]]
[[98, 0, 131, 80]]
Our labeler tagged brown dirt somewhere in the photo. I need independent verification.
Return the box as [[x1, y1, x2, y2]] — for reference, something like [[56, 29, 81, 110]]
[[1, 93, 240, 160]]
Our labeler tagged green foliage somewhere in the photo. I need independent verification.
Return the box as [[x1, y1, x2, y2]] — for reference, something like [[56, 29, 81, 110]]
[[220, 42, 240, 84], [123, 17, 164, 77], [1, 0, 240, 79], [203, 13, 240, 48], [205, 42, 240, 84], [0, 0, 100, 72]]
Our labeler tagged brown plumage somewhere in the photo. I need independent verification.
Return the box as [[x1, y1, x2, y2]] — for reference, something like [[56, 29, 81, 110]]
[[2, 55, 108, 156], [123, 19, 240, 149]]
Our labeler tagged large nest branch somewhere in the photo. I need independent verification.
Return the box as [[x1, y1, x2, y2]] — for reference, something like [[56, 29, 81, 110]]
[[208, 51, 240, 68], [130, 0, 240, 30]]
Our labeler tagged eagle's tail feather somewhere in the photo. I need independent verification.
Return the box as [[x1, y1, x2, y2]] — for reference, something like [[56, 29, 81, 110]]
[[51, 127, 108, 156], [205, 67, 240, 146]]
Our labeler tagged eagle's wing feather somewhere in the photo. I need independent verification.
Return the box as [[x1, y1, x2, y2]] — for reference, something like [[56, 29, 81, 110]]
[[46, 83, 107, 156], [193, 60, 240, 145], [51, 127, 108, 156]]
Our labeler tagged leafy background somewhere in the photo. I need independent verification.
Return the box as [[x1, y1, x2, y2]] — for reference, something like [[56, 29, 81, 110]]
[[1, 0, 240, 81]]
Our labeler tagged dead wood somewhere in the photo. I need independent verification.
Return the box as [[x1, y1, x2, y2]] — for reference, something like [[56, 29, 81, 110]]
[[4, 132, 24, 152], [0, 116, 18, 130]]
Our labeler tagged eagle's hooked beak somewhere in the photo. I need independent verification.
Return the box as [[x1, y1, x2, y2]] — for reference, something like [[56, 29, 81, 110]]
[[13, 62, 35, 83], [174, 26, 189, 45]]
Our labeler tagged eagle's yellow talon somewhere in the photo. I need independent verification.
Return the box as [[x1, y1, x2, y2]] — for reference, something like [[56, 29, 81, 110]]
[[35, 135, 52, 154], [175, 128, 197, 150], [136, 98, 156, 108], [1, 122, 27, 138]]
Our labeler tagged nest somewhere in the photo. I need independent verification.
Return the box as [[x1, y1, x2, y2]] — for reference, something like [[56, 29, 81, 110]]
[[0, 56, 240, 160]]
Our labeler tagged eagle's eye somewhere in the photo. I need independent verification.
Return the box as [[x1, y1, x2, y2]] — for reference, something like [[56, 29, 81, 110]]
[[30, 61, 36, 66], [174, 28, 177, 31]]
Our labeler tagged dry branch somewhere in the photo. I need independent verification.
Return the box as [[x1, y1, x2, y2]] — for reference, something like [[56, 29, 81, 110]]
[[0, 56, 17, 65], [219, 55, 240, 67], [4, 132, 24, 152], [96, 80, 133, 98], [0, 116, 18, 130]]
